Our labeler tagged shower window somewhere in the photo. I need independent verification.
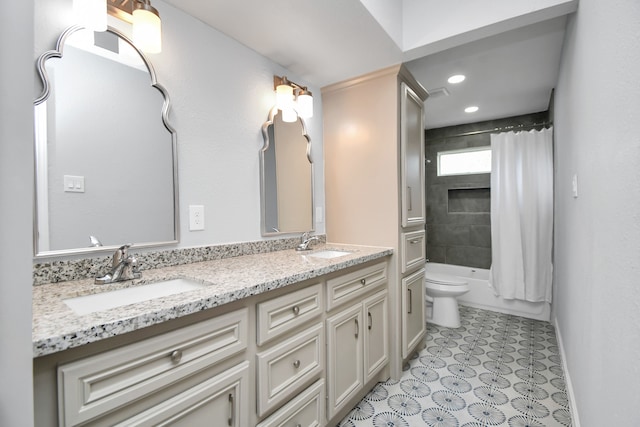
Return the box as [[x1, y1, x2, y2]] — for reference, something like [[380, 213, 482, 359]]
[[437, 147, 492, 176]]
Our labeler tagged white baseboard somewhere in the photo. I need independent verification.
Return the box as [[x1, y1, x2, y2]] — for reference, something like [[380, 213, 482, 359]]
[[553, 316, 581, 427]]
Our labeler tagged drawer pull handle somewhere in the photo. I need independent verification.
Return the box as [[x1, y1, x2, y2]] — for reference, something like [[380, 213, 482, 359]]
[[368, 312, 372, 330], [295, 424, 302, 427], [355, 318, 359, 338], [408, 289, 413, 314], [409, 239, 420, 244], [228, 393, 234, 426], [170, 350, 182, 364], [360, 278, 366, 285], [292, 305, 300, 315], [293, 359, 301, 369]]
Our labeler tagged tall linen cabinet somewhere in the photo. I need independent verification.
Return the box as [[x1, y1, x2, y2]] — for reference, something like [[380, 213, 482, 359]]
[[322, 65, 428, 379]]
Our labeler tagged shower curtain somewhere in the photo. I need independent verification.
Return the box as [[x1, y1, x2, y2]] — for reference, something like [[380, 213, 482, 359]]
[[489, 128, 553, 303]]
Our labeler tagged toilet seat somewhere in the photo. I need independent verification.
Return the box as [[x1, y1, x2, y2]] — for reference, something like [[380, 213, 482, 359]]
[[424, 272, 467, 286]]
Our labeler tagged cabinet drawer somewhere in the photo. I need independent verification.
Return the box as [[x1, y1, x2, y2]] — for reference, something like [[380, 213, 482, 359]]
[[256, 324, 324, 416], [326, 262, 387, 311], [257, 283, 323, 346], [256, 380, 325, 427], [401, 229, 426, 273], [58, 308, 248, 427]]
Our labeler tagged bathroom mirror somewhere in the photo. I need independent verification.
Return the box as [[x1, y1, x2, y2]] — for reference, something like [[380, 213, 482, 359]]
[[260, 108, 314, 236], [33, 26, 178, 257]]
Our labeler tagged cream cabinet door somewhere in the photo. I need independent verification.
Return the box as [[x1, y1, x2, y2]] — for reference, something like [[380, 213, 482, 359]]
[[400, 82, 426, 228], [326, 303, 363, 420], [114, 361, 249, 427], [402, 268, 426, 358], [363, 291, 388, 383]]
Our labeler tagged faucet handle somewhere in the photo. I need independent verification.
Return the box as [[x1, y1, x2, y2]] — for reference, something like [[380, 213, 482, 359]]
[[300, 231, 311, 243], [112, 244, 132, 266]]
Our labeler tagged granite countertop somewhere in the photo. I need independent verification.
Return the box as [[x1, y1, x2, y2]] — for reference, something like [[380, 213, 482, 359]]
[[33, 244, 392, 358]]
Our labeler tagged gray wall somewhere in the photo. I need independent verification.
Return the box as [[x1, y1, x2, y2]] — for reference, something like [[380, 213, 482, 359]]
[[553, 0, 640, 425], [424, 111, 549, 269], [0, 1, 35, 425]]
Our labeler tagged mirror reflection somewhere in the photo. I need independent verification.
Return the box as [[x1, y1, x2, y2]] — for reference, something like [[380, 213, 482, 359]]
[[260, 108, 313, 236], [34, 26, 178, 257]]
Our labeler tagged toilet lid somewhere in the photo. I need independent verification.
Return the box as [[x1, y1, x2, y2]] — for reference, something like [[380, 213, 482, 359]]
[[424, 271, 467, 286]]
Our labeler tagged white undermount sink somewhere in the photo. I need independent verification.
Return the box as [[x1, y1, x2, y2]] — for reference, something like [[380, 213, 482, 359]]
[[306, 250, 352, 259], [63, 278, 207, 315]]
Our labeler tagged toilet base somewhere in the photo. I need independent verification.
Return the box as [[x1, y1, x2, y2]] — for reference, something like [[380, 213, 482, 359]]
[[429, 296, 462, 328]]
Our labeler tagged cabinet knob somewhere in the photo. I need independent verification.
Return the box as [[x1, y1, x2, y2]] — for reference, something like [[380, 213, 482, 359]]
[[292, 305, 300, 315], [170, 349, 182, 364], [360, 278, 366, 285], [293, 359, 301, 369]]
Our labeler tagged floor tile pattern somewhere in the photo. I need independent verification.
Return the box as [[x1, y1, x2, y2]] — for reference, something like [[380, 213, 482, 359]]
[[339, 306, 572, 426]]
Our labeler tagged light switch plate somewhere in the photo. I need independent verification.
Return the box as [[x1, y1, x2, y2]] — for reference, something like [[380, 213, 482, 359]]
[[64, 175, 85, 193], [189, 205, 205, 231]]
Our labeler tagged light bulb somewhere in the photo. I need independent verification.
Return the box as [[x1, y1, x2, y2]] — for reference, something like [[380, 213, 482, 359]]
[[73, 0, 107, 32], [275, 84, 294, 111], [281, 108, 298, 123], [132, 3, 162, 53], [296, 92, 313, 119]]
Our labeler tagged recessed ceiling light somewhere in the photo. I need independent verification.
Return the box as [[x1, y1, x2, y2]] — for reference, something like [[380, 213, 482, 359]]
[[465, 106, 479, 113], [447, 74, 466, 84]]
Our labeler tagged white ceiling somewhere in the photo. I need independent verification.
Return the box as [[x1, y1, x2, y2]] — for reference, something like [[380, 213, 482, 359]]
[[405, 16, 567, 129], [162, 0, 570, 129]]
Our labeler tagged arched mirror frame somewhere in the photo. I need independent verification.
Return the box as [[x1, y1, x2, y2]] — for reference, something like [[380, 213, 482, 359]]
[[33, 25, 179, 258], [260, 106, 315, 236]]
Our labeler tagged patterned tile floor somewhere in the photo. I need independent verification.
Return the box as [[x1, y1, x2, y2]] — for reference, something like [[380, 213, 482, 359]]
[[339, 305, 572, 426]]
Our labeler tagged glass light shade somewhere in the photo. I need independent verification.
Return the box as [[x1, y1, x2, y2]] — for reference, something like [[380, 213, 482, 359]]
[[464, 106, 479, 113], [73, 0, 107, 32], [132, 7, 162, 53], [281, 107, 298, 123], [296, 93, 313, 118], [275, 84, 294, 111]]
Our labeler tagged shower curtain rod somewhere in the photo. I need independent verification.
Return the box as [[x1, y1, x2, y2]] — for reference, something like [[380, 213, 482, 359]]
[[427, 121, 552, 140]]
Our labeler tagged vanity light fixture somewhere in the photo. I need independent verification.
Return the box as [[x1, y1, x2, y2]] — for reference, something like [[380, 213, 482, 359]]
[[106, 0, 162, 54], [274, 75, 314, 122], [73, 0, 107, 32]]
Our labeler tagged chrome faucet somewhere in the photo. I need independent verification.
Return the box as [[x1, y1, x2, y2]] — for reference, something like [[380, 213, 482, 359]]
[[296, 231, 319, 251], [95, 244, 142, 284]]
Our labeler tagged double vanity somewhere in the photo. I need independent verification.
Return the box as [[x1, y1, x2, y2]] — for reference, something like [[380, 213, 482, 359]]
[[32, 11, 428, 426], [33, 243, 392, 426]]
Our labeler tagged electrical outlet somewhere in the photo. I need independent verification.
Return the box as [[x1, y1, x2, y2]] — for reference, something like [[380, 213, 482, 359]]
[[189, 205, 205, 231]]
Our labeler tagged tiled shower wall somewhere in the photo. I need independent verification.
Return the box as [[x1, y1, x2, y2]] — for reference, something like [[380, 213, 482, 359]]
[[424, 111, 549, 269]]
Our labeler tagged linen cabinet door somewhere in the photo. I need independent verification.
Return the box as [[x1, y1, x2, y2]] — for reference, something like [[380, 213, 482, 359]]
[[326, 303, 364, 420], [363, 290, 389, 383], [402, 268, 426, 358], [400, 82, 426, 228]]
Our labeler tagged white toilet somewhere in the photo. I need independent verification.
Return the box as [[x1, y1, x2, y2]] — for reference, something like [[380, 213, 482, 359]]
[[425, 270, 470, 328]]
